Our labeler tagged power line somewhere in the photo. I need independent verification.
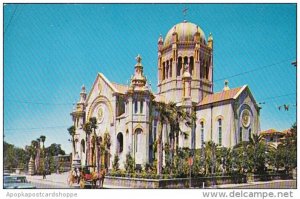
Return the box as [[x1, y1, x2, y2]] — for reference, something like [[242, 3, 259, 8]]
[[3, 91, 296, 132], [5, 99, 74, 106], [214, 58, 294, 82], [4, 125, 69, 131], [257, 92, 296, 103], [4, 5, 18, 34]]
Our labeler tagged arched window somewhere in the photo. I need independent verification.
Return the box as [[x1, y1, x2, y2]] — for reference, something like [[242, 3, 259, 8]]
[[248, 128, 252, 141], [169, 59, 173, 78], [166, 61, 169, 79], [200, 121, 204, 146], [162, 62, 165, 80], [189, 56, 194, 76], [117, 133, 123, 153], [81, 139, 85, 154], [184, 56, 188, 65], [218, 119, 222, 145], [177, 57, 182, 76], [134, 128, 142, 153], [206, 61, 209, 79], [239, 127, 243, 142], [140, 100, 144, 114], [204, 62, 207, 79], [134, 100, 138, 113], [200, 59, 204, 78]]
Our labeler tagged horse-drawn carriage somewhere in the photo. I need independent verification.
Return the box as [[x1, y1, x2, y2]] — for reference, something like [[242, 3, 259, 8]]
[[68, 165, 106, 189]]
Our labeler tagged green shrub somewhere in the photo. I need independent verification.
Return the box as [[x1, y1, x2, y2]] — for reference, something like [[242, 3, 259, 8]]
[[112, 154, 120, 171], [124, 153, 135, 173]]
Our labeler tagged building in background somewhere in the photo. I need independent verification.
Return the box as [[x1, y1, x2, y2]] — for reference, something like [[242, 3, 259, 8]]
[[260, 128, 291, 148]]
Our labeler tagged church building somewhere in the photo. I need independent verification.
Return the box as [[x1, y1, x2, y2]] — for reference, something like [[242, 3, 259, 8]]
[[70, 20, 260, 170]]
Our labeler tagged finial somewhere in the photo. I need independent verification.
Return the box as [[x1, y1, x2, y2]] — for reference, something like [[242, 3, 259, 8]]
[[136, 54, 142, 64], [158, 34, 163, 43], [81, 84, 85, 91], [208, 32, 213, 41], [223, 80, 230, 91]]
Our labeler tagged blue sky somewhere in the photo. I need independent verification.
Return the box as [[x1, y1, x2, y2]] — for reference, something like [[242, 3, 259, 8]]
[[4, 4, 296, 153]]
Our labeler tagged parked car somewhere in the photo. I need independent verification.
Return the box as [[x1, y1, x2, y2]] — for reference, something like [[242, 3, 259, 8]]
[[4, 175, 36, 189]]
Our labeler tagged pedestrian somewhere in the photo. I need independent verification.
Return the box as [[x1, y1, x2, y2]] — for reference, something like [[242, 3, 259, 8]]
[[43, 170, 46, 179], [76, 168, 80, 184]]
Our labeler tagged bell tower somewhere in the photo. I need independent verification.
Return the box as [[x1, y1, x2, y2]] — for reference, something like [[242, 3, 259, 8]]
[[157, 21, 213, 104]]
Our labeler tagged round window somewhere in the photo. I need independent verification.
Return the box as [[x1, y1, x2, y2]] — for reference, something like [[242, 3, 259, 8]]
[[241, 109, 251, 128]]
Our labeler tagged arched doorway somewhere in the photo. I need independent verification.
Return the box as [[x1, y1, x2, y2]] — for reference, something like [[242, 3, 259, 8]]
[[91, 136, 96, 167], [80, 139, 85, 163], [117, 132, 123, 154]]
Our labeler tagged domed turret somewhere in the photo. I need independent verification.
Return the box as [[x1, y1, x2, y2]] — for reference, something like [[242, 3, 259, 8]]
[[157, 20, 213, 104]]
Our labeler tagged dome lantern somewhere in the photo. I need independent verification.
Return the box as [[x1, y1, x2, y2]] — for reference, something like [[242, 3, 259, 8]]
[[208, 33, 213, 49]]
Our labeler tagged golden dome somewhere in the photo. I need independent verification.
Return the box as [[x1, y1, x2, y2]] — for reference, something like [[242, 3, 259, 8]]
[[163, 20, 206, 47]]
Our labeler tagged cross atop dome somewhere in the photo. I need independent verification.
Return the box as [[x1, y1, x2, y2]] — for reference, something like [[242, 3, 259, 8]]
[[182, 7, 188, 20]]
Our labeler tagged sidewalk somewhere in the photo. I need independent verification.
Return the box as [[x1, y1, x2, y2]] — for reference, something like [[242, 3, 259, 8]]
[[26, 172, 72, 188], [214, 179, 296, 189]]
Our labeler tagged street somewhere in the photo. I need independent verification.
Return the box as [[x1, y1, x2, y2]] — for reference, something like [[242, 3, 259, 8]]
[[25, 172, 296, 189], [216, 180, 296, 189]]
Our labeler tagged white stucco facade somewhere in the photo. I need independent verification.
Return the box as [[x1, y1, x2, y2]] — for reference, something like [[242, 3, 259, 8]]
[[70, 20, 260, 171]]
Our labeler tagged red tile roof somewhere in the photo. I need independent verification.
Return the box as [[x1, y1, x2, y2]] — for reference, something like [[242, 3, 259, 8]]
[[282, 129, 292, 135], [260, 129, 280, 135], [198, 86, 245, 106], [111, 82, 128, 94]]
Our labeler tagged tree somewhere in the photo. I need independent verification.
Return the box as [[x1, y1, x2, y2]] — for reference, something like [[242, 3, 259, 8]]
[[153, 101, 191, 176], [4, 142, 27, 171], [45, 143, 66, 156], [83, 122, 92, 165], [233, 141, 252, 174], [153, 101, 168, 175], [112, 154, 120, 171], [216, 147, 232, 175], [247, 134, 267, 174], [68, 125, 76, 158], [124, 153, 135, 174], [39, 135, 46, 173], [203, 141, 217, 175], [281, 122, 297, 173], [165, 102, 187, 168], [40, 135, 46, 149]]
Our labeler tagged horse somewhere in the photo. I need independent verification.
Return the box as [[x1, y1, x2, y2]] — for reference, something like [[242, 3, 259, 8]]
[[67, 171, 76, 187], [91, 169, 106, 188], [99, 169, 106, 188]]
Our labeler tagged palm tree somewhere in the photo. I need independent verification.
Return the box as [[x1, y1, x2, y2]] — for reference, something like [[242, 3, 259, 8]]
[[40, 135, 46, 150], [154, 101, 168, 175], [203, 141, 217, 175], [40, 135, 46, 172], [36, 138, 41, 173], [68, 126, 76, 158], [248, 134, 265, 173], [83, 122, 92, 165], [103, 132, 111, 169], [31, 140, 38, 173], [165, 102, 189, 172], [89, 117, 98, 169], [153, 101, 192, 175]]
